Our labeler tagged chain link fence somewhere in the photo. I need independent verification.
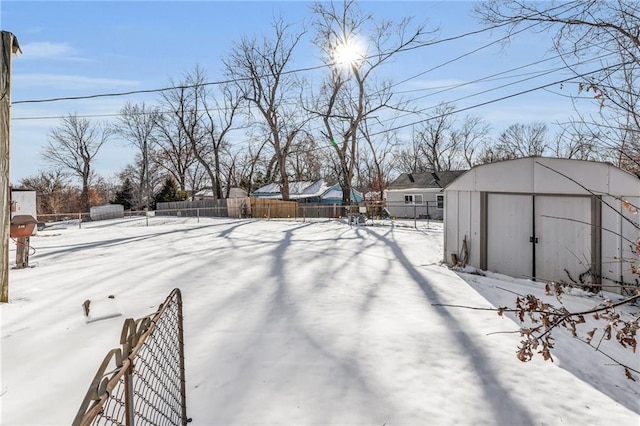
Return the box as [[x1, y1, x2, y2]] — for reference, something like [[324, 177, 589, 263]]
[[72, 288, 188, 426]]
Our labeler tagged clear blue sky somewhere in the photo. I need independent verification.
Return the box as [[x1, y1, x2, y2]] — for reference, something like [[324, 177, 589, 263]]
[[3, 1, 583, 183]]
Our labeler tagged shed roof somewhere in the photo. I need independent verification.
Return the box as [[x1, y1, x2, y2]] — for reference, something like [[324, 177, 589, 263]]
[[445, 157, 640, 196], [388, 171, 467, 190]]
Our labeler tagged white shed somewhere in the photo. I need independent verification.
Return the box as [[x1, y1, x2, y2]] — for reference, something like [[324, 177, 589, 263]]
[[444, 157, 640, 295], [11, 189, 37, 220]]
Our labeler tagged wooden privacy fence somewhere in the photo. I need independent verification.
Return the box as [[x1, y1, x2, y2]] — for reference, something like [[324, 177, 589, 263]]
[[72, 289, 188, 426], [250, 198, 297, 219]]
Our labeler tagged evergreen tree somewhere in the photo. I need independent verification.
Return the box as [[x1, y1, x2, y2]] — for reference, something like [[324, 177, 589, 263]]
[[153, 177, 188, 208], [113, 178, 134, 210]]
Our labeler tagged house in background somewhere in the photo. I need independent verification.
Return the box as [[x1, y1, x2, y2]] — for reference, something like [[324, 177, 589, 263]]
[[194, 187, 248, 200], [444, 157, 640, 295], [318, 183, 363, 204], [252, 180, 328, 201], [252, 180, 362, 204], [384, 171, 466, 220]]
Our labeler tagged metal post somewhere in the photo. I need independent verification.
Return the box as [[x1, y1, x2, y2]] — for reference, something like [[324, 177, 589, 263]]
[[1, 31, 21, 303], [124, 361, 135, 426], [197, 208, 199, 223], [176, 290, 188, 425], [78, 212, 82, 229]]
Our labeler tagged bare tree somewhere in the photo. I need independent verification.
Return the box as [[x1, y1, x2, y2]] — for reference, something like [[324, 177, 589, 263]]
[[117, 157, 163, 209], [165, 66, 240, 199], [152, 107, 197, 191], [311, 0, 430, 204], [451, 115, 491, 168], [114, 102, 159, 209], [475, 0, 640, 172], [550, 123, 601, 161], [287, 134, 323, 182], [17, 170, 68, 214], [43, 114, 112, 212], [224, 19, 308, 201], [414, 103, 462, 171], [227, 139, 271, 195], [392, 137, 430, 174], [496, 122, 549, 158], [358, 119, 399, 196]]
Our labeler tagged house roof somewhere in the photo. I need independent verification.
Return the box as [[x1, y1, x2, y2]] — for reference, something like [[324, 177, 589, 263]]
[[253, 180, 330, 199], [320, 183, 363, 202], [194, 187, 248, 198], [388, 171, 467, 190], [252, 180, 364, 202]]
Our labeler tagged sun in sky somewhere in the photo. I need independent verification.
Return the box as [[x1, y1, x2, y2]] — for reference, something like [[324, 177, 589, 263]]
[[332, 36, 366, 71]]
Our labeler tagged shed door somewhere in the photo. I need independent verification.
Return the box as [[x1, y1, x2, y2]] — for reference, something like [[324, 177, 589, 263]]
[[485, 194, 593, 283], [486, 194, 533, 279], [535, 196, 591, 284]]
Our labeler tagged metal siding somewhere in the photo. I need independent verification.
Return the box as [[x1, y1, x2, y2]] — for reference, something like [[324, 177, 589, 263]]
[[446, 158, 640, 197], [534, 158, 605, 194], [618, 196, 640, 293], [534, 196, 591, 284], [444, 190, 459, 264], [456, 190, 471, 262], [600, 196, 622, 289], [469, 191, 482, 268], [487, 193, 533, 279], [600, 196, 640, 293], [474, 160, 534, 193]]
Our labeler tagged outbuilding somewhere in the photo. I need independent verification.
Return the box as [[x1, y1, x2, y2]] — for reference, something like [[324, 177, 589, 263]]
[[444, 157, 640, 295]]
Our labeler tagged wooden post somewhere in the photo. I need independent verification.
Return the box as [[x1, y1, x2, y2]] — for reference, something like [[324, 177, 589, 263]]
[[15, 236, 28, 268], [1, 32, 21, 303]]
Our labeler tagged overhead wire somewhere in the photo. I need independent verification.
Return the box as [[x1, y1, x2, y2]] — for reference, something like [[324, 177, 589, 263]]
[[367, 60, 633, 138], [9, 7, 624, 147], [8, 20, 529, 107]]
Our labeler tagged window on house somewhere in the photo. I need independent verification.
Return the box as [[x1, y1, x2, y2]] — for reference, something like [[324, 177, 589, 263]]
[[404, 194, 423, 204], [436, 193, 444, 209]]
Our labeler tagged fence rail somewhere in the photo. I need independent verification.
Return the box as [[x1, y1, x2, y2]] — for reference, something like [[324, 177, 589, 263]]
[[36, 199, 442, 230], [73, 288, 188, 426]]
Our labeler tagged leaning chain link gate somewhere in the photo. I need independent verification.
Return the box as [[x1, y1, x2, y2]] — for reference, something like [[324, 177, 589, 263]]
[[72, 288, 188, 426]]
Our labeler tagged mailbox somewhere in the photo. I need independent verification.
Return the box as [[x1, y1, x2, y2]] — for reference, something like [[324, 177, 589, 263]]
[[10, 215, 37, 238]]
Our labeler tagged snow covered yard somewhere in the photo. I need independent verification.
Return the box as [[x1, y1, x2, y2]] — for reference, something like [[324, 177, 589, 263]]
[[1, 217, 638, 425]]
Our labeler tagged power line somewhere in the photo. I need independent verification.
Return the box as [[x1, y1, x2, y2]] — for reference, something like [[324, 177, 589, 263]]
[[369, 61, 631, 137], [8, 22, 524, 107]]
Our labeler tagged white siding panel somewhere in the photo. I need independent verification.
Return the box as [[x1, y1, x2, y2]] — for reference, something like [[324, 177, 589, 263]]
[[444, 190, 460, 264], [474, 160, 534, 193], [487, 194, 533, 279], [535, 196, 591, 283], [597, 196, 640, 294], [619, 197, 640, 293], [600, 196, 623, 289], [608, 167, 640, 197], [533, 158, 606, 194], [11, 191, 37, 219], [457, 190, 471, 258], [469, 191, 482, 268]]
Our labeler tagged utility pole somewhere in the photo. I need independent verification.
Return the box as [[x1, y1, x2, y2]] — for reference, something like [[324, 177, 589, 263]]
[[1, 31, 21, 303]]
